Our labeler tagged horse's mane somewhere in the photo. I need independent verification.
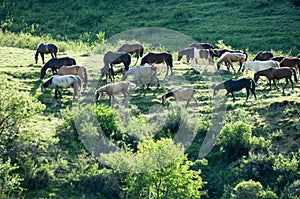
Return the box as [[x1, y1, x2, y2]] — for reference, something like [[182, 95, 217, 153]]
[[42, 77, 53, 88]]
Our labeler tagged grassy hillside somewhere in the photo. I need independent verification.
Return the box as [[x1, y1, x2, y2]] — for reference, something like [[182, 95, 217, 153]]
[[0, 44, 299, 198], [1, 0, 300, 54]]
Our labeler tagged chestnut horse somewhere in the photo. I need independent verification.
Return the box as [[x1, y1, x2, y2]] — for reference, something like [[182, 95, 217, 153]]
[[117, 43, 144, 65], [254, 67, 298, 92], [216, 52, 246, 73], [253, 51, 274, 61], [104, 51, 131, 71], [279, 57, 300, 74], [141, 52, 173, 77], [35, 43, 58, 64], [57, 65, 88, 89]]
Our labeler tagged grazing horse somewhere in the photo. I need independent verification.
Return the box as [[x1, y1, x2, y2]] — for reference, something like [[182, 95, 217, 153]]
[[40, 57, 76, 79], [254, 67, 298, 92], [95, 81, 135, 105], [253, 51, 274, 61], [57, 65, 88, 89], [212, 49, 248, 66], [271, 56, 285, 63], [241, 60, 280, 73], [41, 75, 82, 100], [104, 51, 131, 71], [35, 43, 59, 64], [216, 52, 246, 72], [117, 43, 144, 65], [141, 52, 173, 77], [100, 66, 115, 82], [213, 78, 257, 102], [161, 88, 198, 108], [178, 47, 211, 66], [279, 57, 300, 74], [122, 65, 160, 88], [188, 43, 214, 50]]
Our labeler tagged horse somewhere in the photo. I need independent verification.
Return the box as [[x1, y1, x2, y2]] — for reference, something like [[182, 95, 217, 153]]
[[57, 65, 88, 89], [117, 43, 144, 65], [161, 88, 198, 108], [41, 75, 82, 100], [216, 52, 246, 73], [212, 49, 248, 66], [253, 51, 274, 61], [279, 57, 300, 74], [188, 43, 214, 50], [35, 43, 59, 64], [95, 81, 135, 105], [271, 56, 285, 62], [213, 78, 257, 102], [40, 57, 76, 79], [254, 67, 298, 92], [100, 66, 115, 82], [178, 47, 211, 66], [103, 51, 131, 72], [122, 65, 160, 88], [141, 52, 173, 77], [241, 60, 280, 73]]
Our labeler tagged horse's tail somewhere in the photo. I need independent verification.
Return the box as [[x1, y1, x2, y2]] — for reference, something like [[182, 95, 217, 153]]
[[140, 46, 144, 58], [75, 76, 82, 96], [291, 68, 298, 83], [81, 66, 88, 89], [167, 54, 173, 68], [243, 52, 248, 61]]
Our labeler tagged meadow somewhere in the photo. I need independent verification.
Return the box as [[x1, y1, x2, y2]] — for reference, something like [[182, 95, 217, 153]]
[[0, 0, 300, 198]]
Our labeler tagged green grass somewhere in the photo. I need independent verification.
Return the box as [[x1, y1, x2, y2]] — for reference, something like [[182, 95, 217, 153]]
[[1, 0, 300, 54]]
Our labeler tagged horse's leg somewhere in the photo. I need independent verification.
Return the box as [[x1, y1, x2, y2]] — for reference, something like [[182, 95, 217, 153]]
[[134, 52, 138, 66], [185, 99, 190, 108], [50, 52, 54, 59], [246, 89, 250, 102], [41, 53, 45, 64], [283, 78, 289, 91], [231, 92, 236, 102], [273, 80, 280, 90], [290, 78, 294, 90], [193, 96, 198, 107], [268, 79, 272, 91]]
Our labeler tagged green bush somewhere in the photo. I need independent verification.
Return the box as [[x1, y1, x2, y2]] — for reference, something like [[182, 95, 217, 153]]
[[218, 121, 253, 161]]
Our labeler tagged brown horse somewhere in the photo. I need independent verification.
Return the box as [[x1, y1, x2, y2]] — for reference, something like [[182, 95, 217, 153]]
[[57, 65, 88, 89], [103, 51, 131, 71], [117, 43, 144, 65], [216, 52, 246, 73], [279, 57, 300, 74], [253, 51, 274, 61], [178, 47, 211, 66], [254, 67, 298, 92], [40, 57, 76, 79], [35, 43, 58, 64], [141, 52, 173, 77]]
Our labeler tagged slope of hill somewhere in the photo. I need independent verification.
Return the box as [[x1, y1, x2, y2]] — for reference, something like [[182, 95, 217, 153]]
[[1, 0, 300, 54]]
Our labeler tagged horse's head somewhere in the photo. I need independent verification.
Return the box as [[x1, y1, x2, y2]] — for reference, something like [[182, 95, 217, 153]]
[[178, 54, 183, 61], [253, 73, 259, 84]]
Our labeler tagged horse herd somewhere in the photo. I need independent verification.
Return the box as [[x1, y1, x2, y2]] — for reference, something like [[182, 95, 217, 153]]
[[37, 42, 300, 106]]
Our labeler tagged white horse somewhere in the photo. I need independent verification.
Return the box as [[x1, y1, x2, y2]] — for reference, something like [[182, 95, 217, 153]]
[[122, 65, 160, 88], [95, 81, 135, 105], [161, 88, 198, 108], [41, 75, 82, 100], [241, 60, 280, 73]]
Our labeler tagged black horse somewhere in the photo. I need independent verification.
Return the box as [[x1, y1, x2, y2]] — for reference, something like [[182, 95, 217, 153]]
[[213, 78, 257, 102], [253, 51, 274, 61], [103, 51, 131, 71], [141, 52, 174, 77], [35, 43, 59, 64], [40, 57, 76, 79]]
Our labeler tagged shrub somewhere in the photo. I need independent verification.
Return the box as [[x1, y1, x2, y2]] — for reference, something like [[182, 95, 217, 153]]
[[218, 121, 252, 161]]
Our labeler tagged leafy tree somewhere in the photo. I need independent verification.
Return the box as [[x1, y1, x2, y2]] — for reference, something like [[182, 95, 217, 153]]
[[100, 138, 205, 199]]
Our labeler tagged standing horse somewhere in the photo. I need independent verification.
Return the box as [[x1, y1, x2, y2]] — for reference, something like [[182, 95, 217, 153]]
[[141, 52, 173, 77], [213, 78, 257, 102], [216, 52, 246, 73], [178, 47, 211, 66], [117, 43, 144, 65], [40, 57, 76, 79], [161, 88, 198, 108], [35, 43, 58, 64], [253, 51, 274, 61], [212, 49, 248, 66], [279, 57, 300, 74], [254, 67, 298, 92], [104, 51, 131, 71], [41, 75, 82, 100], [57, 65, 88, 89], [241, 60, 280, 73]]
